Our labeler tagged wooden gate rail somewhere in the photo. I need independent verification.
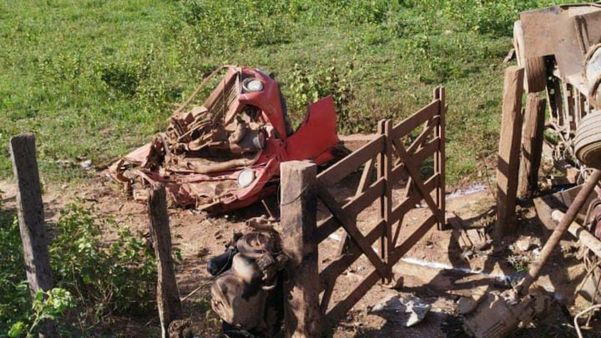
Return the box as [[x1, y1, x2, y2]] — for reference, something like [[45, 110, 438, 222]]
[[315, 133, 389, 318], [280, 87, 447, 335]]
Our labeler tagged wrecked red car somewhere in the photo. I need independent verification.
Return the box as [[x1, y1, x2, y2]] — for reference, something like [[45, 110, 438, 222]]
[[109, 66, 339, 212]]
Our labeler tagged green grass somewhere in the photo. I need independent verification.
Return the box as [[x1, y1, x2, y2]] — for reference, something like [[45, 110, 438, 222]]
[[0, 0, 582, 184]]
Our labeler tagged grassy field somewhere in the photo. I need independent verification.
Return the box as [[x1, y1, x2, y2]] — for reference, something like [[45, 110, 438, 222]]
[[0, 0, 580, 184], [1, 1, 594, 334]]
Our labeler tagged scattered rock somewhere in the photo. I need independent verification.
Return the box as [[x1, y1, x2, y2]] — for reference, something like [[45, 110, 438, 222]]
[[370, 294, 431, 327], [560, 241, 579, 256], [328, 232, 342, 242], [80, 159, 93, 170], [514, 237, 541, 252], [383, 276, 404, 290]]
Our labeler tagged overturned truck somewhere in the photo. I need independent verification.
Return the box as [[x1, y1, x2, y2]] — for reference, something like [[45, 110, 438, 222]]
[[515, 3, 601, 169], [462, 4, 601, 337], [515, 2, 601, 301], [110, 66, 339, 212]]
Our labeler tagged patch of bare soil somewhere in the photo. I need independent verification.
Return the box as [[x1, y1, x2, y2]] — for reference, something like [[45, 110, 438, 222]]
[[1, 168, 598, 337]]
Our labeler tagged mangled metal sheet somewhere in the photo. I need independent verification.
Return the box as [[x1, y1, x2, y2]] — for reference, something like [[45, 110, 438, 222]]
[[110, 66, 339, 212]]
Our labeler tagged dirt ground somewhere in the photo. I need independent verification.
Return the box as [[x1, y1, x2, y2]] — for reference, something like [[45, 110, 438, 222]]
[[1, 164, 599, 337]]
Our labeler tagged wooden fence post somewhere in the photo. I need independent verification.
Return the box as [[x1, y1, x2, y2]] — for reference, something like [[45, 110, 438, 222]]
[[518, 94, 546, 198], [10, 134, 58, 338], [377, 120, 393, 283], [434, 86, 447, 230], [496, 67, 525, 240], [147, 184, 182, 338], [280, 161, 321, 338]]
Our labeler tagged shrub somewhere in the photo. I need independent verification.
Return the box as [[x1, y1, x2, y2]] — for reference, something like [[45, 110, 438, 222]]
[[285, 62, 355, 132], [9, 288, 76, 338], [0, 218, 30, 334], [0, 203, 157, 336], [50, 204, 157, 325]]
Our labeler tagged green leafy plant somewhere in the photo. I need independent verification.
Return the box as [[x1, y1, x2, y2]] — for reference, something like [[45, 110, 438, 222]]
[[50, 203, 157, 326], [507, 254, 530, 272], [286, 62, 355, 132], [1, 202, 157, 336], [0, 216, 30, 334], [8, 288, 75, 338]]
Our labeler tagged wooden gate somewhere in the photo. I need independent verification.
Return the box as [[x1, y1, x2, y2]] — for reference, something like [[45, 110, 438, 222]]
[[280, 87, 447, 335]]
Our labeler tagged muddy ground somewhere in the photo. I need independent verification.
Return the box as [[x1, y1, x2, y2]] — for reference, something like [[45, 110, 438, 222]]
[[1, 163, 599, 337]]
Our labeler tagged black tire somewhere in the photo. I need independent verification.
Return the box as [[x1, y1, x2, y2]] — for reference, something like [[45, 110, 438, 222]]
[[575, 112, 601, 170], [513, 20, 547, 93]]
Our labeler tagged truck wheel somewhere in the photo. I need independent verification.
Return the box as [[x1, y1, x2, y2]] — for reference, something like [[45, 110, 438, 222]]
[[513, 21, 547, 93], [575, 112, 601, 170]]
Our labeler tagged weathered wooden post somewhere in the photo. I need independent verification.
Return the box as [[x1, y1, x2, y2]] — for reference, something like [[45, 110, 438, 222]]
[[147, 184, 182, 338], [434, 86, 447, 230], [495, 66, 525, 240], [377, 120, 393, 282], [518, 94, 546, 198], [280, 161, 321, 338], [10, 134, 58, 338]]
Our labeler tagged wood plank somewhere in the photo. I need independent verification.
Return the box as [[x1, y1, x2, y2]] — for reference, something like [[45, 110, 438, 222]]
[[380, 120, 393, 281], [319, 220, 384, 291], [390, 138, 440, 182], [434, 86, 447, 230], [315, 178, 385, 243], [148, 185, 182, 338], [554, 75, 564, 125], [495, 66, 525, 239], [280, 161, 322, 337], [406, 116, 438, 154], [390, 215, 437, 264], [317, 135, 384, 186], [340, 154, 373, 260], [518, 94, 545, 199], [325, 269, 380, 327], [390, 138, 445, 225], [356, 158, 374, 196], [10, 134, 58, 338], [319, 282, 335, 314], [319, 220, 384, 311], [339, 134, 377, 152], [390, 174, 439, 225], [391, 100, 439, 139], [316, 185, 389, 278]]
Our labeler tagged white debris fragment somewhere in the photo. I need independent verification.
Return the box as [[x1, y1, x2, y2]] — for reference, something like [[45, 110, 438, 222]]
[[328, 233, 342, 242], [80, 159, 92, 170], [514, 236, 541, 252], [446, 183, 487, 200], [370, 294, 431, 327]]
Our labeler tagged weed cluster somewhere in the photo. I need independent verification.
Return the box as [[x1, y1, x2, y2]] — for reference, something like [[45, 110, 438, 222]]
[[0, 204, 156, 336], [0, 217, 29, 334], [9, 288, 75, 338], [51, 204, 156, 323], [286, 62, 355, 132]]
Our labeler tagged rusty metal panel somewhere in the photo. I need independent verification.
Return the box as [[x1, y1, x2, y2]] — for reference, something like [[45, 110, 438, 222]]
[[521, 5, 601, 92]]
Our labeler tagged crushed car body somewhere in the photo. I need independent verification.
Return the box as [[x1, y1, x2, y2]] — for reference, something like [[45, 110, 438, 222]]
[[109, 66, 339, 212]]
